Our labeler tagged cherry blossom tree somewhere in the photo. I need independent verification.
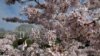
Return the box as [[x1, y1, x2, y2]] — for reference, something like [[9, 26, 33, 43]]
[[1, 0, 100, 56]]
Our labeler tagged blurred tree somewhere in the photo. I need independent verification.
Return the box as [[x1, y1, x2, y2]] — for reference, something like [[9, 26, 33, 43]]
[[0, 28, 5, 38], [2, 0, 100, 54]]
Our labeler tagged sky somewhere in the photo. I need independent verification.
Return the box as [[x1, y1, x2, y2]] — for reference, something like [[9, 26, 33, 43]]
[[0, 0, 45, 30], [0, 0, 21, 30]]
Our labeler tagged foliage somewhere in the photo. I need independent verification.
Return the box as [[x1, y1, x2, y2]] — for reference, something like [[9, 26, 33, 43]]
[[12, 36, 28, 48], [0, 50, 4, 55], [12, 34, 34, 48], [0, 28, 5, 39], [26, 39, 34, 47], [39, 43, 51, 49], [55, 37, 62, 44], [0, 32, 5, 39]]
